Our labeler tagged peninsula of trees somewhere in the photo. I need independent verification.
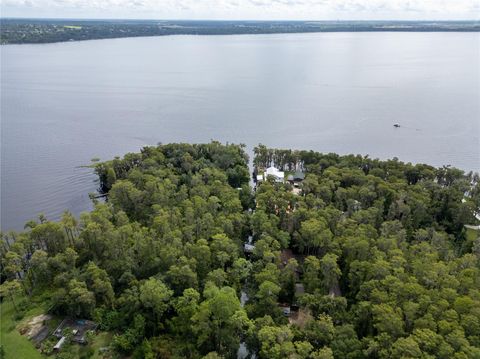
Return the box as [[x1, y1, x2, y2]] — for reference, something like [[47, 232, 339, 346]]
[[1, 142, 479, 359], [1, 19, 479, 44]]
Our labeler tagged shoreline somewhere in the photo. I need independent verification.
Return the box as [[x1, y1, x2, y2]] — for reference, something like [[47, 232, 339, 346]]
[[2, 19, 479, 45]]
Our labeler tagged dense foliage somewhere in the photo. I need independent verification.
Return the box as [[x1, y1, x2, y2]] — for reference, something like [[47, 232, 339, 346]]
[[1, 142, 480, 359]]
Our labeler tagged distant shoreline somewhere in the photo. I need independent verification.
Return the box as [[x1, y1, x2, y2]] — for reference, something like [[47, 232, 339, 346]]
[[1, 19, 479, 44], [3, 30, 480, 46]]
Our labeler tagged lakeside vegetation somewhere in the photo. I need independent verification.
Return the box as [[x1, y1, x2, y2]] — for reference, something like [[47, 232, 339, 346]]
[[0, 296, 44, 359], [1, 142, 480, 358], [1, 19, 479, 44]]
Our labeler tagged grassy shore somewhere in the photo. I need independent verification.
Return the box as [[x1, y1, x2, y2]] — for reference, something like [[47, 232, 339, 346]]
[[0, 298, 44, 359]]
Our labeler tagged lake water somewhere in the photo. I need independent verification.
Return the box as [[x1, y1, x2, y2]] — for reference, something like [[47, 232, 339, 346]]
[[1, 32, 479, 231]]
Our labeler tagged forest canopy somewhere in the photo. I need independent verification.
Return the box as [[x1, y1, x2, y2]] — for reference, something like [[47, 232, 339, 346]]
[[1, 142, 480, 359]]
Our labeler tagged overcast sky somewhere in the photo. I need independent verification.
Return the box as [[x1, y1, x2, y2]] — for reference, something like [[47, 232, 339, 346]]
[[2, 0, 479, 20]]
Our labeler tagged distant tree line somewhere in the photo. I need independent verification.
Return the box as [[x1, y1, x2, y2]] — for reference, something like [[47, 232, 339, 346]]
[[1, 19, 479, 44]]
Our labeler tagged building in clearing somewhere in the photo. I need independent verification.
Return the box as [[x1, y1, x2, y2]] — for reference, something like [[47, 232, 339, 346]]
[[244, 243, 255, 253], [287, 171, 305, 187], [53, 318, 98, 345], [265, 166, 285, 182]]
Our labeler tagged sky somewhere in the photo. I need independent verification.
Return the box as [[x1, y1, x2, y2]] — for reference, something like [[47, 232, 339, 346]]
[[1, 0, 479, 20]]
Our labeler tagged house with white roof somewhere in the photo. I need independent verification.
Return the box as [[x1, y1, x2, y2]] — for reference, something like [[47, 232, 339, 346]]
[[265, 166, 285, 183]]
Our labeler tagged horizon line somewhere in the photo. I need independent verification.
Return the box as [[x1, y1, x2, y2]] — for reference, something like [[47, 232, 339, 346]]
[[1, 17, 479, 22]]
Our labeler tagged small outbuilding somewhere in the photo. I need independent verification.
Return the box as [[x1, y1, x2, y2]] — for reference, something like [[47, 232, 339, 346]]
[[53, 337, 66, 351], [279, 305, 291, 317], [53, 318, 98, 345], [295, 283, 305, 296], [288, 171, 305, 187], [244, 243, 255, 253], [293, 171, 305, 181]]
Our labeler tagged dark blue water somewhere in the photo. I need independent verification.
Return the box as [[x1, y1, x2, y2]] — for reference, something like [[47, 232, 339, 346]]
[[2, 32, 479, 231]]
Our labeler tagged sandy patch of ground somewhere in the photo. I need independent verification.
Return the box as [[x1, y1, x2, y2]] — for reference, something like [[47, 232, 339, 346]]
[[19, 314, 52, 339]]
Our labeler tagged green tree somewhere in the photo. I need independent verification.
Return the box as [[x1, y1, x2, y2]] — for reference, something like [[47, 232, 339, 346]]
[[298, 218, 333, 255], [139, 278, 173, 328], [320, 253, 341, 295], [192, 285, 252, 357], [0, 280, 22, 313]]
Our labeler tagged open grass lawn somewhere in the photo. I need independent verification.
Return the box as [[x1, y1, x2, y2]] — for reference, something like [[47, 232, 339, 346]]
[[0, 298, 44, 359], [466, 227, 478, 242], [1, 296, 114, 359]]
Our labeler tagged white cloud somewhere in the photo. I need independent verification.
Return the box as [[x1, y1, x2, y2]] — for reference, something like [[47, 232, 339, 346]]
[[1, 0, 479, 19]]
